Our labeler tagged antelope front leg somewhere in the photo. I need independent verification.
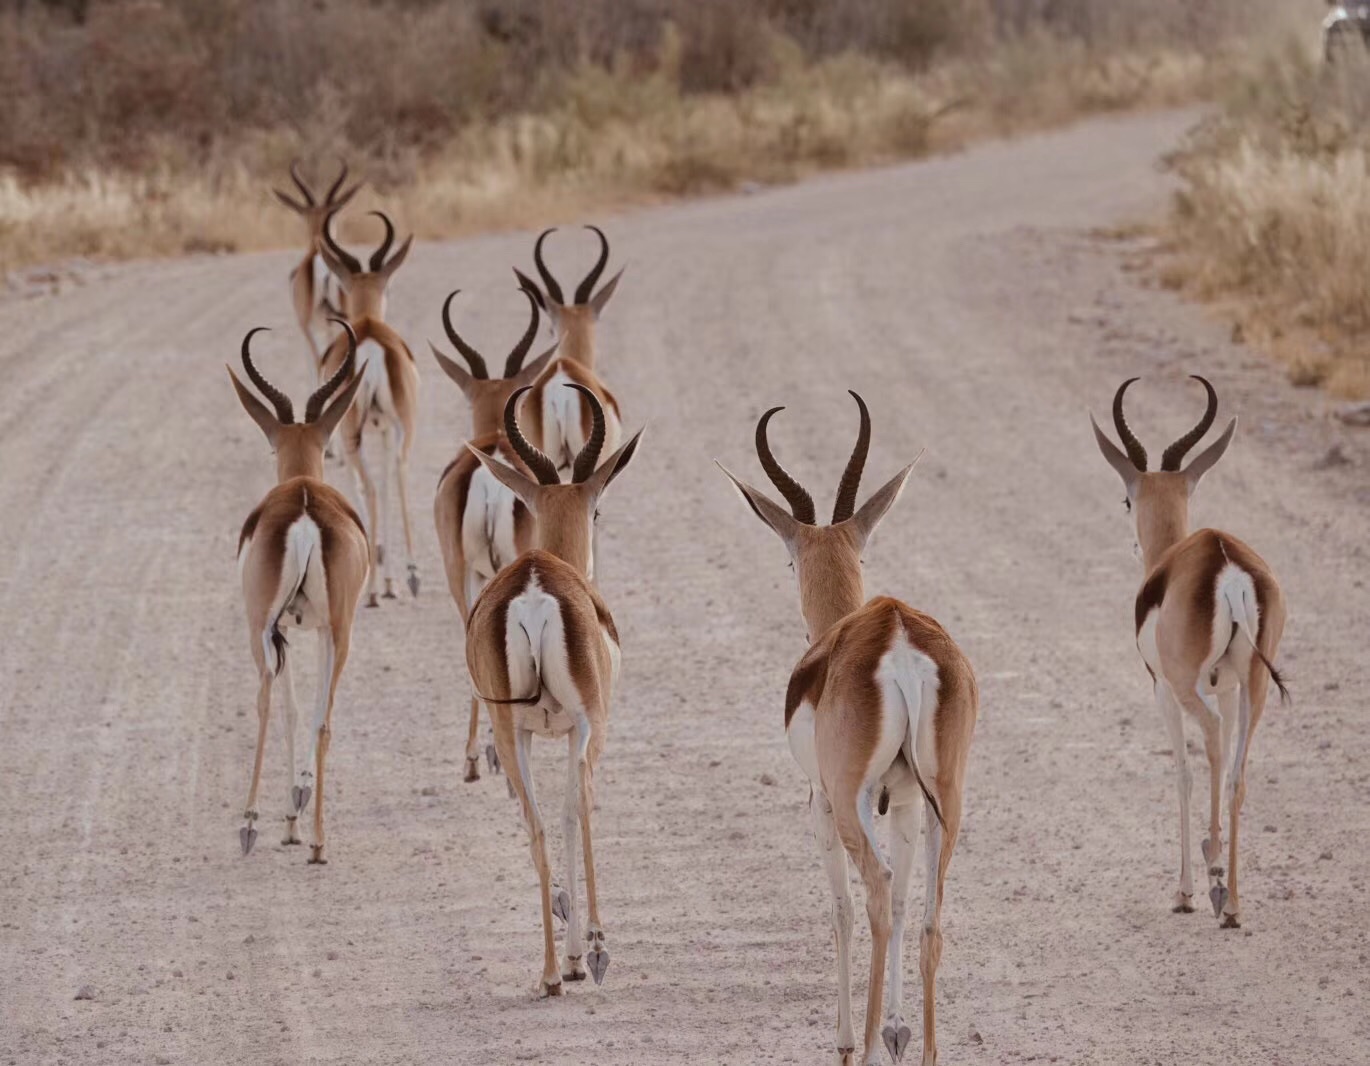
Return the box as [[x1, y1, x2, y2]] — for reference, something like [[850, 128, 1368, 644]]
[[501, 722, 561, 997], [1155, 684, 1196, 912], [394, 434, 419, 598], [240, 666, 273, 855], [810, 791, 857, 1064], [881, 802, 918, 1063], [277, 655, 302, 845]]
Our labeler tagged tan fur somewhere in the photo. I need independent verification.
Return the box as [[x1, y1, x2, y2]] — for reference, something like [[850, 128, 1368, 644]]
[[524, 357, 622, 472]]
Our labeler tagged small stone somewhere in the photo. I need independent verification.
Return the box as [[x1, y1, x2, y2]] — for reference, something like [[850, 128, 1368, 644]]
[[759, 773, 777, 787], [1325, 681, 1341, 691], [419, 785, 439, 796], [1319, 850, 1334, 861], [74, 985, 96, 1001], [326, 950, 338, 961], [155, 1057, 172, 1065], [968, 1026, 984, 1045], [1264, 825, 1277, 833], [1313, 445, 1352, 471], [242, 934, 255, 945]]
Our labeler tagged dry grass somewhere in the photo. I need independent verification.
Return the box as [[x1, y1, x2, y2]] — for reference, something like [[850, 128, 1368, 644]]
[[1163, 35, 1370, 399], [0, 0, 1273, 278]]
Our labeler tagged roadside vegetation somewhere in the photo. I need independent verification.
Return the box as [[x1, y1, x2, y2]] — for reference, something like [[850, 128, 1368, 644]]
[[2, 0, 1274, 276]]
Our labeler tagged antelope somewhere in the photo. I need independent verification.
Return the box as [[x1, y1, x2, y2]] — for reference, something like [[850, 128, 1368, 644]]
[[228, 322, 369, 865], [430, 288, 557, 781], [271, 160, 361, 383], [717, 393, 977, 1066], [1091, 375, 1288, 928], [317, 208, 421, 606], [463, 385, 643, 997], [513, 226, 623, 472]]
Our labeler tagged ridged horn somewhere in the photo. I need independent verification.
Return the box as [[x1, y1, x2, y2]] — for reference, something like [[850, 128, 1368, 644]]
[[756, 407, 816, 524], [504, 386, 560, 485], [324, 159, 349, 204], [574, 225, 609, 305], [1160, 375, 1219, 472], [567, 383, 606, 483], [289, 159, 315, 206], [504, 289, 541, 377], [240, 327, 293, 424], [832, 390, 871, 524], [321, 208, 361, 274], [368, 211, 395, 272], [440, 291, 489, 379], [305, 319, 357, 422], [1112, 378, 1148, 472], [533, 228, 564, 306]]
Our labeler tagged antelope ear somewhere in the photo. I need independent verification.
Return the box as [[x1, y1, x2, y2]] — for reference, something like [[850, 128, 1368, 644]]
[[515, 342, 559, 385], [715, 462, 802, 546], [590, 267, 625, 318], [583, 427, 646, 498], [430, 342, 474, 393], [272, 188, 307, 213], [1183, 416, 1237, 493], [318, 241, 350, 282], [468, 444, 542, 510], [382, 235, 413, 277], [228, 366, 280, 445], [850, 463, 915, 547], [1091, 413, 1141, 491], [313, 371, 367, 441]]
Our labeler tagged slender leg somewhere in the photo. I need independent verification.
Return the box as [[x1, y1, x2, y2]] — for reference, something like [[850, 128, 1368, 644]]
[[918, 794, 960, 1066], [561, 720, 590, 981], [840, 790, 893, 1066], [1222, 685, 1256, 928], [394, 428, 419, 598], [1200, 690, 1234, 917], [302, 630, 338, 864], [881, 801, 918, 1062], [811, 791, 857, 1064], [379, 426, 397, 599], [278, 654, 302, 844], [1155, 682, 1196, 911], [344, 426, 381, 608], [240, 661, 273, 855], [499, 720, 561, 997]]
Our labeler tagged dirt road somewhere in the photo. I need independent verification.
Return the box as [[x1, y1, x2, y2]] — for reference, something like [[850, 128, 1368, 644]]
[[2, 109, 1367, 1066]]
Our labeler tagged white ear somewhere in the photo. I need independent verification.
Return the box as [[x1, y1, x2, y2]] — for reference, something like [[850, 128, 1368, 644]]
[[1091, 413, 1142, 491], [715, 461, 803, 546], [1183, 416, 1237, 493], [515, 343, 559, 385], [584, 427, 646, 498], [850, 463, 915, 546], [430, 342, 474, 392], [590, 267, 625, 318], [467, 444, 541, 510]]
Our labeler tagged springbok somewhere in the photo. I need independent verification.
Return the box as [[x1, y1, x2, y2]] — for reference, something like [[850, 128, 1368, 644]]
[[229, 322, 369, 865], [431, 288, 557, 781], [463, 385, 643, 997], [1091, 375, 1288, 928], [717, 393, 977, 1066], [271, 160, 361, 383], [513, 226, 623, 472], [317, 208, 421, 606]]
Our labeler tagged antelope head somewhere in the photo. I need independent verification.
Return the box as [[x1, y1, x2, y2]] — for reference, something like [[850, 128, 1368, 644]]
[[1091, 375, 1237, 571], [272, 159, 361, 253], [430, 289, 558, 438], [319, 209, 413, 323], [718, 392, 918, 641], [228, 320, 365, 482], [514, 226, 623, 366], [467, 385, 643, 579]]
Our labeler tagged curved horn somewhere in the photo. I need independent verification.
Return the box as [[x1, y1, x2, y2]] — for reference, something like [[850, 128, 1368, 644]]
[[324, 158, 349, 204], [322, 208, 361, 273], [240, 327, 293, 424], [574, 225, 609, 305], [1112, 378, 1148, 472], [533, 228, 564, 306], [440, 291, 489, 379], [755, 407, 816, 524], [503, 289, 542, 377], [368, 211, 395, 272], [832, 390, 871, 524], [504, 386, 561, 486], [289, 159, 315, 206], [305, 319, 357, 422], [567, 383, 606, 483], [1161, 375, 1219, 472]]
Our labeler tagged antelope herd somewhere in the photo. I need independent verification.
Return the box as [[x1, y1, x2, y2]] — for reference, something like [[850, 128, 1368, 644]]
[[224, 159, 1293, 1064]]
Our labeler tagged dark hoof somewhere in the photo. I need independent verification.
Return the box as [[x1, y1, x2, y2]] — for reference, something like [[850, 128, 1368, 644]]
[[882, 1019, 912, 1062], [463, 758, 480, 784], [1220, 912, 1241, 929], [1210, 885, 1228, 918], [365, 595, 379, 609], [587, 947, 609, 986], [485, 743, 501, 775], [382, 590, 398, 600], [282, 836, 302, 846], [1172, 901, 1195, 914], [308, 846, 328, 865], [551, 887, 571, 924], [292, 785, 312, 814], [407, 567, 420, 598], [240, 826, 258, 855]]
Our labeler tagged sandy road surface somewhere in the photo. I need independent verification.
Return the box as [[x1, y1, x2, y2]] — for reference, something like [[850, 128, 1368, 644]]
[[2, 109, 1368, 1066]]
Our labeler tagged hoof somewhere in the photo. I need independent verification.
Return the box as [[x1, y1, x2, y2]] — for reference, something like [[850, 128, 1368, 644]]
[[463, 757, 480, 784], [563, 955, 587, 981], [551, 887, 571, 924], [282, 816, 302, 846], [586, 947, 609, 986], [1220, 911, 1242, 929], [882, 1019, 912, 1062], [292, 785, 312, 814], [365, 594, 379, 609], [1172, 892, 1195, 914], [407, 566, 420, 598], [538, 976, 563, 999], [837, 1048, 856, 1066], [1201, 836, 1222, 867], [506, 777, 517, 800], [239, 825, 258, 855], [1210, 884, 1228, 918], [382, 590, 398, 601], [308, 846, 328, 865], [485, 743, 501, 775]]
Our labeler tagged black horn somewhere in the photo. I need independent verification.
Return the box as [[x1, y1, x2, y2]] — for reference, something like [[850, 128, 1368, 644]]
[[567, 384, 606, 483], [324, 159, 349, 204], [756, 407, 816, 524], [289, 159, 315, 206], [574, 225, 609, 305], [368, 211, 395, 272], [832, 391, 871, 524], [1161, 375, 1219, 472], [440, 291, 489, 379], [1112, 378, 1148, 472], [305, 319, 357, 422], [504, 386, 560, 485], [240, 327, 294, 424], [533, 228, 564, 306], [321, 208, 361, 274], [503, 289, 542, 377]]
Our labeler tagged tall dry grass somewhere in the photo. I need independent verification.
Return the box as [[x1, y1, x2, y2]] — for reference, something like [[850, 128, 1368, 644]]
[[1164, 35, 1370, 399], [0, 0, 1274, 277]]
